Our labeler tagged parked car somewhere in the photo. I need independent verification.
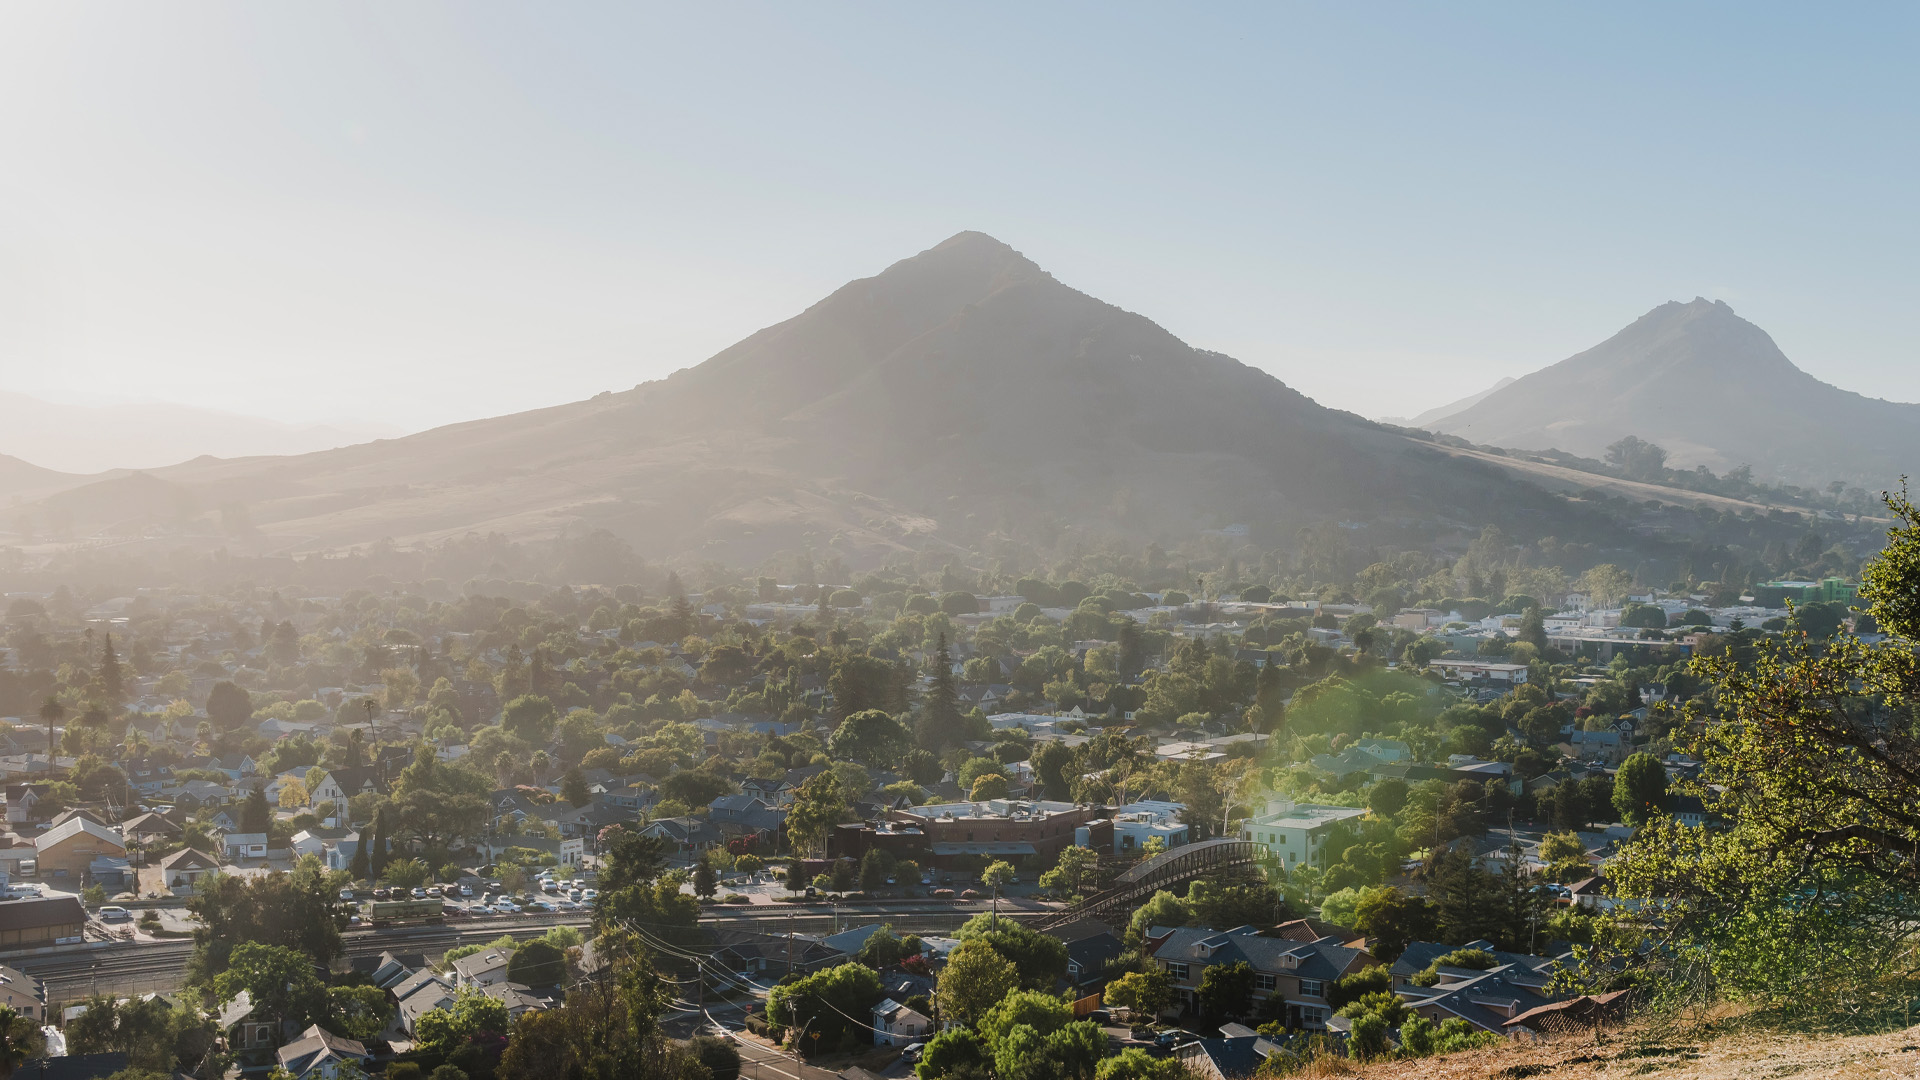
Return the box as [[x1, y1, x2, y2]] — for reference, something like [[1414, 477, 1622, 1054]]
[[411, 887, 427, 899], [96, 906, 131, 921], [1155, 1031, 1198, 1050], [902, 1043, 926, 1063], [338, 888, 356, 901], [459, 884, 474, 897]]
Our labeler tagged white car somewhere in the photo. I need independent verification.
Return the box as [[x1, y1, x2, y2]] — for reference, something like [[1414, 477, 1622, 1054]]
[[96, 906, 131, 921]]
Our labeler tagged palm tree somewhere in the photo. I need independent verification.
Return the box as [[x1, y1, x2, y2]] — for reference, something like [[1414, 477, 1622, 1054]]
[[36, 698, 65, 768], [0, 1004, 45, 1079], [981, 860, 1015, 927]]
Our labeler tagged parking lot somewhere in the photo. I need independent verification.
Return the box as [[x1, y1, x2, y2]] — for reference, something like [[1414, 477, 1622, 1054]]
[[341, 872, 599, 920]]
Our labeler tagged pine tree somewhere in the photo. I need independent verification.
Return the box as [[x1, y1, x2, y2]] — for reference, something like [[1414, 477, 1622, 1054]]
[[241, 789, 270, 833], [369, 808, 391, 878], [1519, 607, 1549, 653], [97, 634, 123, 702], [916, 634, 962, 752], [350, 829, 371, 881]]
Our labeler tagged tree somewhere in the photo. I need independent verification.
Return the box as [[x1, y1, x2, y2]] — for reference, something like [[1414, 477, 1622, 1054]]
[[328, 985, 393, 1042], [1197, 961, 1254, 1022], [239, 788, 270, 833], [1604, 435, 1669, 481], [1351, 886, 1436, 963], [976, 988, 1072, 1045], [414, 990, 511, 1061], [955, 913, 1067, 988], [98, 633, 124, 702], [212, 942, 328, 1031], [936, 940, 1018, 1027], [785, 773, 847, 857], [692, 862, 717, 901], [766, 963, 884, 1052], [501, 695, 558, 744], [981, 860, 1015, 924], [37, 697, 65, 766], [969, 773, 1009, 801], [1094, 1048, 1187, 1080], [506, 940, 566, 987], [1038, 845, 1101, 898], [1612, 752, 1668, 826], [560, 768, 590, 808], [916, 1029, 989, 1080], [916, 634, 964, 752], [687, 1035, 741, 1080], [206, 681, 253, 731], [384, 858, 429, 890], [1102, 969, 1172, 1020], [187, 859, 342, 982], [1576, 564, 1634, 609], [1367, 778, 1408, 818], [858, 849, 893, 894], [1030, 741, 1074, 801], [828, 709, 910, 767]]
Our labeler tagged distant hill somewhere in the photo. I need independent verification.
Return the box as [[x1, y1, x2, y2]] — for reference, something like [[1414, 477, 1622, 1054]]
[[33, 232, 1626, 564], [0, 392, 398, 474], [1379, 377, 1514, 428], [1415, 298, 1920, 487]]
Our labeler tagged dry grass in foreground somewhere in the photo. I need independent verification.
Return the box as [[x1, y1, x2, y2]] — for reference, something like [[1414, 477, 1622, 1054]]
[[1304, 1020, 1920, 1080]]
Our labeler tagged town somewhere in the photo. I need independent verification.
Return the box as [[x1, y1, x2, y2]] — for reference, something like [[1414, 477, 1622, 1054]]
[[0, 529, 1877, 1080]]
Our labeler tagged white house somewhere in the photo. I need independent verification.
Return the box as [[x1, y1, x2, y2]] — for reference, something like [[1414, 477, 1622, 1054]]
[[221, 832, 269, 861], [451, 947, 513, 989], [1240, 801, 1368, 869], [1105, 800, 1190, 854], [275, 1025, 372, 1080], [871, 998, 931, 1047]]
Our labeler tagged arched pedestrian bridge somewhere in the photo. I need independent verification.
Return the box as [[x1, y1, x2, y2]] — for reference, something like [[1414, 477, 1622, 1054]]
[[1034, 837, 1266, 930]]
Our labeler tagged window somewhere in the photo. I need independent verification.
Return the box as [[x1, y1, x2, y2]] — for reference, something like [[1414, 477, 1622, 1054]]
[[1162, 962, 1189, 981], [1254, 973, 1276, 992], [1300, 979, 1324, 998]]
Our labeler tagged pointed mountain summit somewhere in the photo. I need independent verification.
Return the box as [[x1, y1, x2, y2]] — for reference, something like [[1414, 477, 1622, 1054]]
[[36, 233, 1613, 561], [1420, 299, 1920, 486]]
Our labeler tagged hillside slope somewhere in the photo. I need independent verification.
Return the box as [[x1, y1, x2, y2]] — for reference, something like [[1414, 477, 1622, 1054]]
[[1419, 298, 1920, 487], [34, 232, 1620, 563], [1346, 1022, 1920, 1080]]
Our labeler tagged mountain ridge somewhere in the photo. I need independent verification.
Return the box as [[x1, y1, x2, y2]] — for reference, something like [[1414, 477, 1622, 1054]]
[[15, 232, 1626, 564], [1419, 298, 1920, 486]]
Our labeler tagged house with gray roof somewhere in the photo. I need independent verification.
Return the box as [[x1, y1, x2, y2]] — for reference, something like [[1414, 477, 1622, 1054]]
[[1146, 924, 1375, 1030]]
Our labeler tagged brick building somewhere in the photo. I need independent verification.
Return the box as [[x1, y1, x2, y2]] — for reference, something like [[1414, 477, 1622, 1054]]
[[888, 799, 1101, 869]]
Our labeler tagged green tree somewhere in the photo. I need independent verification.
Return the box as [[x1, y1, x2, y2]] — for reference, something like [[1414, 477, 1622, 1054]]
[[828, 709, 910, 767], [969, 773, 1009, 801], [915, 634, 964, 752], [327, 985, 393, 1042], [1197, 960, 1254, 1021], [785, 773, 847, 857], [501, 694, 558, 743], [936, 940, 1018, 1027], [506, 940, 567, 987], [212, 942, 329, 1031], [1612, 752, 1668, 826], [1351, 886, 1436, 963], [1101, 969, 1172, 1020], [692, 862, 718, 901], [187, 859, 342, 983], [980, 860, 1016, 924], [1038, 845, 1100, 898], [206, 681, 253, 730], [766, 963, 884, 1052], [414, 990, 511, 1061], [560, 768, 590, 807], [955, 913, 1067, 988], [915, 1029, 989, 1080], [1094, 1048, 1187, 1080], [1366, 777, 1409, 818]]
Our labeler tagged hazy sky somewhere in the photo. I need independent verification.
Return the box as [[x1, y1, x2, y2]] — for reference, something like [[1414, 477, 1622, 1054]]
[[2, 4, 1916, 433]]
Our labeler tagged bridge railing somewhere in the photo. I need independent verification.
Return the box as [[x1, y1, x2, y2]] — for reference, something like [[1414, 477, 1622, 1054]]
[[1037, 838, 1265, 930]]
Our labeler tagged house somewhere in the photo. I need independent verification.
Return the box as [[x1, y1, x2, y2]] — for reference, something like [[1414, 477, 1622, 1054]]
[[214, 753, 259, 781], [120, 812, 182, 846], [221, 832, 269, 862], [306, 767, 386, 822], [450, 947, 513, 989], [218, 990, 277, 1051], [290, 828, 359, 870], [1239, 802, 1368, 869], [1503, 990, 1629, 1036], [392, 970, 457, 1033], [0, 965, 46, 1020], [870, 998, 930, 1047], [1146, 925, 1375, 1029], [4, 785, 51, 825], [1398, 963, 1572, 1038], [1427, 659, 1530, 685], [392, 970, 458, 1035], [481, 981, 551, 1019], [1390, 941, 1562, 990], [707, 795, 788, 834], [710, 930, 845, 979], [1566, 730, 1625, 766], [1054, 919, 1126, 991], [639, 816, 723, 856], [45, 808, 108, 831], [0, 896, 86, 949], [32, 818, 127, 880], [1176, 1034, 1281, 1080], [275, 1025, 372, 1080], [156, 848, 222, 894], [1107, 800, 1189, 855]]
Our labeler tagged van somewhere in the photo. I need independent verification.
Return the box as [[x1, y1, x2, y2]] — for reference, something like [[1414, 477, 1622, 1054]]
[[97, 906, 131, 921]]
